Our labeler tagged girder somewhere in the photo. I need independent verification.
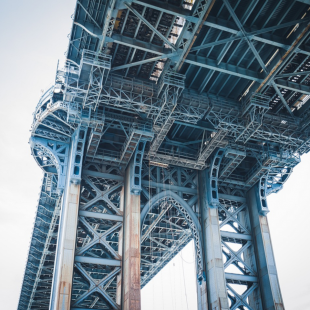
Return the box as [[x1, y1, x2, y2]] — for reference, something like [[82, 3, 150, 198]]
[[184, 54, 265, 82], [20, 1, 310, 309]]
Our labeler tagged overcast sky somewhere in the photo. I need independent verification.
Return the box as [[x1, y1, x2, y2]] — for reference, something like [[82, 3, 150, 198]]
[[0, 1, 309, 309]]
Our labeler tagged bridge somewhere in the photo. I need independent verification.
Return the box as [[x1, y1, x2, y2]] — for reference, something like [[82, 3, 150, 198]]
[[17, 0, 310, 309]]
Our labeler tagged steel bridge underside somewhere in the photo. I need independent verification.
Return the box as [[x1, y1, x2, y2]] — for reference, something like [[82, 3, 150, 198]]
[[18, 0, 310, 309]]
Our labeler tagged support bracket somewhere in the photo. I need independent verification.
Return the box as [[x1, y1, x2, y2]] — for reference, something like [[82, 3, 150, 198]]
[[70, 126, 87, 184], [207, 148, 225, 207], [29, 137, 69, 193], [130, 140, 147, 195], [256, 175, 270, 216]]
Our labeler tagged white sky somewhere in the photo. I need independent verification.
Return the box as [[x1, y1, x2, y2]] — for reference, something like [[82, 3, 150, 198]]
[[0, 1, 309, 309]]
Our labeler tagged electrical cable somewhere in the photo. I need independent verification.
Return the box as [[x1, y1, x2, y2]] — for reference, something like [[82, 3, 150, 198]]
[[180, 249, 189, 310], [168, 168, 177, 310]]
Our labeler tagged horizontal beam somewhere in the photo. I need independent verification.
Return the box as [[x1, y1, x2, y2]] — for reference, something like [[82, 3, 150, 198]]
[[141, 180, 197, 194], [75, 256, 121, 266], [218, 193, 246, 203], [220, 179, 248, 187], [275, 70, 310, 79], [147, 152, 206, 170], [111, 52, 177, 71], [184, 54, 264, 82], [79, 210, 123, 222], [106, 34, 173, 55], [225, 273, 258, 283], [221, 231, 251, 241], [82, 169, 124, 181], [130, 0, 191, 18], [191, 36, 242, 52], [174, 120, 214, 132], [249, 18, 310, 37], [275, 79, 310, 95], [251, 33, 290, 50]]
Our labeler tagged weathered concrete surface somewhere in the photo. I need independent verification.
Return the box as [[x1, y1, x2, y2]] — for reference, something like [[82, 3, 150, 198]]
[[247, 186, 285, 310], [199, 169, 229, 310], [56, 182, 80, 310], [197, 280, 208, 310]]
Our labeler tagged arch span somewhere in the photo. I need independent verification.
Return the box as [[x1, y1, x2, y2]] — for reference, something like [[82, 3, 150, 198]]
[[140, 190, 204, 282]]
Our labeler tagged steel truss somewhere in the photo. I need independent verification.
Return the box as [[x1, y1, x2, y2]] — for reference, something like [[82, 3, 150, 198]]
[[70, 164, 123, 309], [219, 196, 262, 310], [20, 144, 288, 310], [18, 173, 61, 310], [19, 0, 310, 309], [31, 67, 309, 173], [21, 159, 278, 309]]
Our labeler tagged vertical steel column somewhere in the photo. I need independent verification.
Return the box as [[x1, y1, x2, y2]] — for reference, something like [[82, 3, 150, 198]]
[[238, 202, 263, 309], [198, 169, 229, 310], [247, 186, 284, 310], [116, 187, 124, 307], [50, 127, 87, 310], [121, 142, 145, 310]]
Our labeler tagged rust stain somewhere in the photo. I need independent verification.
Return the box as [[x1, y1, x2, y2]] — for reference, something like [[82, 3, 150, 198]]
[[256, 21, 310, 93], [177, 0, 217, 72], [122, 174, 141, 310], [56, 280, 71, 310]]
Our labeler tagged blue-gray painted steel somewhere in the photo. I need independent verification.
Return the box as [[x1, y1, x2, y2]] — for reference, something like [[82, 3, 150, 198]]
[[18, 0, 310, 309], [247, 186, 284, 309]]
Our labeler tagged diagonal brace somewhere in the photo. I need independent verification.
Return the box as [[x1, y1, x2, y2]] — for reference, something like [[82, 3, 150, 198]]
[[124, 2, 176, 51]]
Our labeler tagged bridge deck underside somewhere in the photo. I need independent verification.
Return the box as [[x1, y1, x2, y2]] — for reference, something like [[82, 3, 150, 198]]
[[61, 0, 310, 168], [19, 0, 310, 309]]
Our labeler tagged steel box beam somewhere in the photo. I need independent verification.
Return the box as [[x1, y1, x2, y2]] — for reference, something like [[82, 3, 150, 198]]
[[275, 70, 310, 79], [111, 52, 177, 71], [75, 256, 121, 266], [275, 79, 310, 95], [106, 34, 173, 55], [79, 210, 123, 222], [128, 0, 192, 18], [184, 54, 264, 82], [225, 273, 258, 283]]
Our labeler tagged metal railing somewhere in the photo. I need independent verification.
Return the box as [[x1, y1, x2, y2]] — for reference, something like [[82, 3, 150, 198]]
[[81, 50, 112, 69]]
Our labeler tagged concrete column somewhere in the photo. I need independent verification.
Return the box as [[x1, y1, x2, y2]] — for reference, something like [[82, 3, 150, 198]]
[[199, 169, 229, 310], [54, 182, 80, 309], [247, 186, 284, 310], [197, 280, 208, 310], [121, 164, 141, 310], [50, 128, 86, 310]]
